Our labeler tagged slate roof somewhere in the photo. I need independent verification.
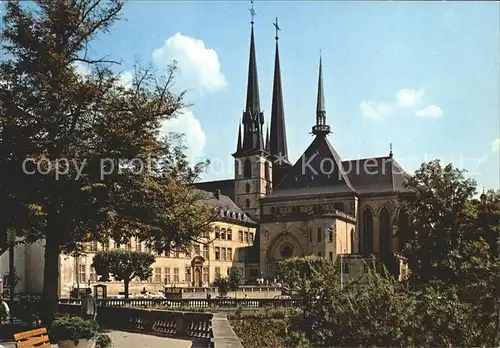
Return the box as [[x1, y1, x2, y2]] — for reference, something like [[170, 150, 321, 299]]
[[266, 136, 410, 199], [192, 188, 257, 226], [342, 156, 410, 194], [272, 135, 355, 194], [192, 179, 235, 200]]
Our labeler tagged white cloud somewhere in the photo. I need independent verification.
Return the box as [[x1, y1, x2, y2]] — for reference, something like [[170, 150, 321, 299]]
[[118, 71, 133, 89], [492, 138, 500, 152], [396, 88, 425, 107], [415, 105, 443, 118], [360, 100, 395, 120], [160, 109, 206, 162], [152, 33, 227, 94], [361, 88, 443, 120], [73, 62, 91, 78]]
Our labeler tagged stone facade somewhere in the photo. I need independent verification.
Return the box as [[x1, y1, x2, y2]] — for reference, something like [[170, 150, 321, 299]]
[[1, 217, 257, 297]]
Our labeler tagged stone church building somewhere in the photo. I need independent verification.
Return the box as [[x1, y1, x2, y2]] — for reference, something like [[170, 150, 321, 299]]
[[194, 18, 412, 281]]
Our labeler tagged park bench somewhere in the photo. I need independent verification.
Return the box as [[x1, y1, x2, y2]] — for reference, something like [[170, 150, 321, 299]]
[[13, 327, 50, 347]]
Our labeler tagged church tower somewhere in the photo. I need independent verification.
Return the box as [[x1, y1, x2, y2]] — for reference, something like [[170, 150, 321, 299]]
[[232, 6, 272, 219], [269, 18, 292, 186]]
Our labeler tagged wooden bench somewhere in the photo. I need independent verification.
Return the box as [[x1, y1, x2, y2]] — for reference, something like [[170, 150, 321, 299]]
[[13, 327, 51, 347]]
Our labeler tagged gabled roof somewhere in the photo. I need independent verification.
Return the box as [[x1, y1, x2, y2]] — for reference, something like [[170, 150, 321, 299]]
[[342, 156, 410, 194], [272, 135, 355, 195]]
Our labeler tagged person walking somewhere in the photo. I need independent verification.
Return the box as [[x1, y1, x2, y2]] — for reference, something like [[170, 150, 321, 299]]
[[0, 295, 10, 324], [80, 288, 97, 321]]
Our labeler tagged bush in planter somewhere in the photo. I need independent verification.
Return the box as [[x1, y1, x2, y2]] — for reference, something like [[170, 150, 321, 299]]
[[96, 333, 113, 348], [49, 316, 112, 347]]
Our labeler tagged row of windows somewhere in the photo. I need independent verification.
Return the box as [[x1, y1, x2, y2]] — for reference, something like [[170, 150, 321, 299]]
[[77, 265, 219, 285], [308, 227, 336, 243], [86, 233, 253, 258], [360, 207, 408, 254], [214, 228, 254, 244], [214, 247, 233, 261], [270, 202, 346, 215]]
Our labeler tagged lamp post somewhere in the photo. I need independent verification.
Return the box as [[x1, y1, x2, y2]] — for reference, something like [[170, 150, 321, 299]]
[[7, 228, 16, 302], [326, 226, 344, 290]]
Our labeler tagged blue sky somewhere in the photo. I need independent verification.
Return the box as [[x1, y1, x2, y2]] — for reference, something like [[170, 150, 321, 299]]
[[1, 1, 499, 190]]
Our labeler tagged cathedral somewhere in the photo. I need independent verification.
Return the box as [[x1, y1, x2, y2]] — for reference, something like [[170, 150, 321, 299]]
[[194, 17, 412, 281]]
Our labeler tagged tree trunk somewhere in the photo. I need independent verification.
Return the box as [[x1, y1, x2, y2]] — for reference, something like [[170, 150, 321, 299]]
[[124, 278, 130, 299], [41, 227, 60, 325]]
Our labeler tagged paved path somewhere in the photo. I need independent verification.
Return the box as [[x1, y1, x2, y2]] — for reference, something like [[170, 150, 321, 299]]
[[211, 313, 243, 348], [0, 330, 196, 348]]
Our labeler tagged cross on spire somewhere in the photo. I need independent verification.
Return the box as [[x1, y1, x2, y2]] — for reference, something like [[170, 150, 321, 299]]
[[249, 1, 256, 25], [273, 17, 280, 40]]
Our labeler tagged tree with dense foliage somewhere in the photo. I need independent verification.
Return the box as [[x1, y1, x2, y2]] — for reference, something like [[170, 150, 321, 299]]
[[227, 267, 245, 292], [398, 160, 500, 346], [212, 275, 229, 297], [92, 250, 155, 299], [0, 0, 217, 323], [278, 256, 337, 308]]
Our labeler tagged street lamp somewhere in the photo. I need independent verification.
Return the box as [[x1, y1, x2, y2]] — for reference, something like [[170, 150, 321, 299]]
[[326, 226, 344, 290], [7, 228, 16, 303]]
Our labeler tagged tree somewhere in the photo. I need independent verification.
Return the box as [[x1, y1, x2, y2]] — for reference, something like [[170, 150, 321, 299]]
[[212, 275, 229, 297], [0, 0, 217, 323], [399, 160, 500, 345], [227, 267, 245, 299], [277, 256, 338, 308], [92, 249, 155, 299], [398, 160, 478, 285]]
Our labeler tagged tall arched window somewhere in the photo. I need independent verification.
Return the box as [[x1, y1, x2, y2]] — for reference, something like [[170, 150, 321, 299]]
[[379, 207, 391, 255], [245, 183, 251, 193], [265, 161, 270, 180], [245, 199, 250, 208], [243, 159, 252, 178], [362, 208, 374, 255], [234, 160, 238, 176], [397, 209, 410, 252]]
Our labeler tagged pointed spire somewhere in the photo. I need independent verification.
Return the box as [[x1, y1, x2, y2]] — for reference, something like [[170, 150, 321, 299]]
[[245, 10, 260, 116], [236, 123, 242, 152], [265, 126, 270, 152], [239, 0, 265, 154], [270, 17, 290, 164], [316, 54, 326, 120], [312, 54, 331, 136], [389, 143, 393, 158]]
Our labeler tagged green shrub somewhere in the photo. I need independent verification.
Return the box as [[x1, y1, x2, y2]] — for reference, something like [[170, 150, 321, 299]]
[[229, 308, 304, 348], [49, 317, 101, 345], [96, 333, 113, 348]]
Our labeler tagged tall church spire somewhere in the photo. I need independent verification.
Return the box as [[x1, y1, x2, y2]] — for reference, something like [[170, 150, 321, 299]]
[[239, 0, 265, 154], [245, 23, 261, 116], [312, 54, 331, 136], [270, 17, 290, 164]]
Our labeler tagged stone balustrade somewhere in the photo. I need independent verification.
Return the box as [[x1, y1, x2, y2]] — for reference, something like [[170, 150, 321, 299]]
[[58, 303, 213, 342], [58, 297, 302, 309]]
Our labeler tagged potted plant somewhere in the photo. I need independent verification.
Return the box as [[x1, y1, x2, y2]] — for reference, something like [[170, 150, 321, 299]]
[[49, 316, 112, 348]]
